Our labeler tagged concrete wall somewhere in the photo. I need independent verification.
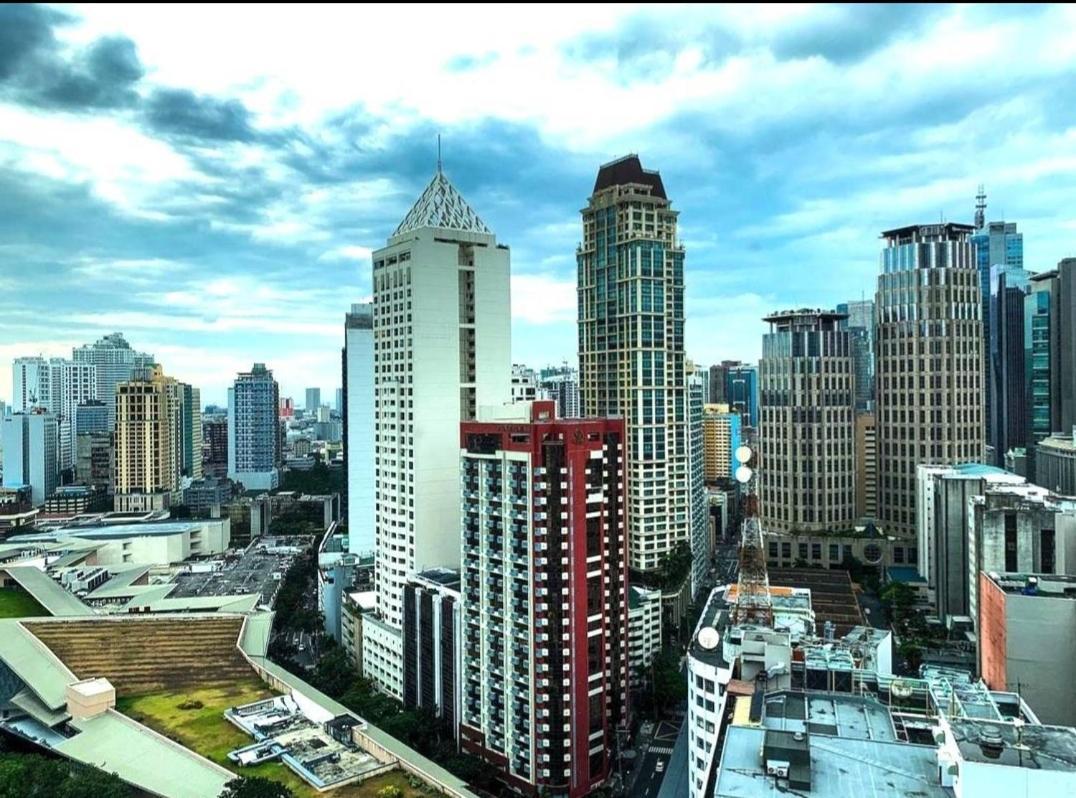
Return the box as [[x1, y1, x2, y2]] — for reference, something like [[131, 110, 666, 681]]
[[1003, 591, 1076, 726]]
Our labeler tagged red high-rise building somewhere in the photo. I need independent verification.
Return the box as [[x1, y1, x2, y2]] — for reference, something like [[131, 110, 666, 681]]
[[459, 401, 629, 797]]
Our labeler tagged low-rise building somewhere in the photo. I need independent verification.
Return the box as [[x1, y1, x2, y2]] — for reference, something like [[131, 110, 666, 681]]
[[627, 585, 662, 686], [402, 568, 461, 740], [765, 523, 913, 572], [1036, 432, 1076, 496]]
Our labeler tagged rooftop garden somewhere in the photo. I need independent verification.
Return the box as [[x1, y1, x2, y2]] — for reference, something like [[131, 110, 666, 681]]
[[117, 681, 422, 798], [0, 587, 47, 619]]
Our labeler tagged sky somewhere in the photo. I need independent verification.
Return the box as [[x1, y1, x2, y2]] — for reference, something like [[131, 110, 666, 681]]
[[2, 4, 1076, 406]]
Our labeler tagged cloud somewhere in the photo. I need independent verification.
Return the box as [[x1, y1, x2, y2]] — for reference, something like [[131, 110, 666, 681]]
[[144, 87, 258, 142], [0, 5, 143, 109], [511, 274, 576, 324]]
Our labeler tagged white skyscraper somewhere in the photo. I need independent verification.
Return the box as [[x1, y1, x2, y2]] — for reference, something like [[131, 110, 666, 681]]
[[363, 166, 511, 698], [72, 333, 154, 428], [344, 303, 374, 554], [11, 357, 96, 470], [12, 357, 50, 412], [2, 412, 60, 505]]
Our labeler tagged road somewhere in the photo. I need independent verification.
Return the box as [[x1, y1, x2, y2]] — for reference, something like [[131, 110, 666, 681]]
[[629, 717, 683, 798]]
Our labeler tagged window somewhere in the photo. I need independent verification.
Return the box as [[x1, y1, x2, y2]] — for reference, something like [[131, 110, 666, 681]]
[[1005, 514, 1018, 572]]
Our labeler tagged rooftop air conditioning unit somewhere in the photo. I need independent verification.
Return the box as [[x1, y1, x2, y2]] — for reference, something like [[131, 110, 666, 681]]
[[766, 760, 790, 779]]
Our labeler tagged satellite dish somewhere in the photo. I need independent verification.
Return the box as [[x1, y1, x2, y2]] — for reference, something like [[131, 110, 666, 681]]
[[735, 445, 753, 464], [735, 465, 753, 484], [697, 626, 720, 650], [891, 680, 913, 699]]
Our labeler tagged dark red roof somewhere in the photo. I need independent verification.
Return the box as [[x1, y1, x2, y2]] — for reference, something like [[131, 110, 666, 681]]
[[593, 154, 667, 199]]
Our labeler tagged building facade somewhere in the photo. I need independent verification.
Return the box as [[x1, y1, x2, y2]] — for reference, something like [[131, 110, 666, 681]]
[[402, 569, 462, 740], [988, 265, 1030, 464], [701, 404, 740, 484], [305, 388, 321, 413], [202, 417, 228, 478], [75, 431, 113, 494], [344, 303, 374, 555], [114, 366, 179, 512], [854, 411, 877, 519], [180, 383, 203, 480], [627, 585, 662, 686], [876, 224, 985, 538], [459, 403, 628, 797], [725, 364, 759, 429], [367, 166, 511, 697], [688, 369, 709, 597], [72, 333, 154, 428], [539, 369, 581, 419], [1036, 433, 1076, 496], [759, 309, 855, 535], [577, 154, 688, 573], [75, 400, 109, 436], [836, 299, 875, 411], [1, 412, 59, 505], [227, 364, 281, 492]]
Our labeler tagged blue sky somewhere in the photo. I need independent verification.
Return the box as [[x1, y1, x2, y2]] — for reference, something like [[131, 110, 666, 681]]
[[2, 4, 1076, 405]]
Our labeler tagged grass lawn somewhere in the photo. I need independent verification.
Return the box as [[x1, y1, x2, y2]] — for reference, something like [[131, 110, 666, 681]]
[[0, 588, 48, 618], [117, 681, 424, 798]]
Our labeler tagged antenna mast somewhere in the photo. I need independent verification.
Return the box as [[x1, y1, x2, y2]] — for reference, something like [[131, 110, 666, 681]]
[[730, 447, 773, 627], [975, 185, 986, 230]]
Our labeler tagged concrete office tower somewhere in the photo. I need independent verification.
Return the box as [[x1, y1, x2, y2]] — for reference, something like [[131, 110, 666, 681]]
[[837, 299, 875, 411], [201, 417, 228, 478], [759, 309, 856, 535], [708, 360, 739, 406], [178, 383, 202, 479], [305, 388, 321, 413], [1, 412, 59, 505], [365, 165, 511, 697], [876, 224, 984, 538], [344, 303, 374, 554], [72, 333, 154, 428], [459, 402, 628, 798], [916, 463, 1024, 621], [228, 364, 281, 491], [988, 265, 1031, 464], [855, 412, 877, 519], [114, 365, 180, 512], [75, 400, 108, 436], [688, 369, 709, 597], [578, 154, 688, 572], [12, 356, 52, 414], [702, 404, 741, 483]]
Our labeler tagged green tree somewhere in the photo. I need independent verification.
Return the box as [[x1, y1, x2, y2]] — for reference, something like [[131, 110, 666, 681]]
[[219, 776, 295, 798], [0, 753, 132, 798], [375, 786, 404, 798]]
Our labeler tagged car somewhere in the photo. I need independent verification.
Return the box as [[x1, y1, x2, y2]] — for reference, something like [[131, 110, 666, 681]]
[[655, 761, 665, 774]]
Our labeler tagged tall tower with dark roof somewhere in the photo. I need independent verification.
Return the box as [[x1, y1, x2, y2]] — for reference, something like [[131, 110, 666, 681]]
[[577, 155, 690, 574]]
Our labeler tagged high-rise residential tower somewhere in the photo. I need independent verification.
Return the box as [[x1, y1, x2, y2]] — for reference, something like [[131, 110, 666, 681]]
[[227, 364, 281, 491], [114, 365, 179, 512], [836, 299, 875, 411], [179, 383, 203, 479], [701, 404, 741, 483], [725, 363, 759, 429], [365, 166, 511, 698], [305, 387, 321, 413], [759, 309, 856, 534], [459, 402, 628, 797], [344, 303, 374, 554], [12, 357, 96, 470], [876, 224, 984, 537], [72, 333, 154, 428], [577, 154, 687, 573], [1, 411, 59, 505], [12, 356, 50, 412]]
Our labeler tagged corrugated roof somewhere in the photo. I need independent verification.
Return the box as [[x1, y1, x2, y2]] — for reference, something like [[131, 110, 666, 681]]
[[56, 710, 232, 798], [0, 619, 77, 709], [2, 567, 94, 617], [131, 594, 260, 613]]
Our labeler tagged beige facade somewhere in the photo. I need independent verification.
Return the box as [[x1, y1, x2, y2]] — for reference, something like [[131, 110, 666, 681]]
[[578, 155, 688, 572], [876, 224, 985, 538], [114, 365, 179, 511], [759, 309, 856, 534], [855, 411, 877, 519], [702, 403, 733, 483]]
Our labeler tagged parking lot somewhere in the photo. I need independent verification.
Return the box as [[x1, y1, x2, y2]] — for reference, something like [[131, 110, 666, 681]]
[[170, 536, 311, 606]]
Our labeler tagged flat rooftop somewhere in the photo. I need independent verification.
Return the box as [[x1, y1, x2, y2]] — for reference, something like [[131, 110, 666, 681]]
[[949, 718, 1076, 771], [170, 537, 301, 607], [690, 585, 731, 668], [761, 691, 897, 742], [768, 568, 863, 636], [987, 573, 1076, 599]]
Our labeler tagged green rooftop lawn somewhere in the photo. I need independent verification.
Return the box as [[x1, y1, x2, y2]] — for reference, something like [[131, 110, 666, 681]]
[[0, 588, 48, 618], [117, 681, 423, 798]]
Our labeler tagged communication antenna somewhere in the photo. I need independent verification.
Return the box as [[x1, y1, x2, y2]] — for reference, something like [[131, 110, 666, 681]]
[[437, 134, 443, 174], [975, 185, 986, 230], [730, 445, 773, 627]]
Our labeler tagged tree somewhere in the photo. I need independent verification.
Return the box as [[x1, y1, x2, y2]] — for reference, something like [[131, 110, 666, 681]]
[[218, 777, 295, 798], [375, 786, 404, 798], [0, 753, 132, 798]]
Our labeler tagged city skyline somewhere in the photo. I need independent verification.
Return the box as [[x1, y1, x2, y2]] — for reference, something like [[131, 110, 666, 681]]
[[4, 5, 1076, 404]]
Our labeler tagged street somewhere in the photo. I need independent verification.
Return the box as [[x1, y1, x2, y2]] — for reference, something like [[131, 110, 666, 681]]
[[629, 717, 683, 798]]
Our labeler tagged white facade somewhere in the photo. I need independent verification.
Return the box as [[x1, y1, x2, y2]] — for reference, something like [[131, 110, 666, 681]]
[[72, 333, 154, 428], [2, 412, 59, 505], [361, 614, 403, 699], [11, 358, 96, 469], [371, 169, 511, 636], [12, 357, 50, 412], [628, 585, 662, 684], [688, 370, 708, 598], [345, 303, 375, 555]]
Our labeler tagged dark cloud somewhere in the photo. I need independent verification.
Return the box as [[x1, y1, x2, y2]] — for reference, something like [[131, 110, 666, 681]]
[[0, 4, 143, 109], [144, 88, 258, 142], [772, 4, 949, 64]]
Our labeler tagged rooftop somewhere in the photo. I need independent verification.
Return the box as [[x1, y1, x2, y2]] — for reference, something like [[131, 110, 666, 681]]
[[1038, 434, 1076, 453], [592, 154, 667, 200], [760, 691, 897, 742], [768, 568, 863, 637], [986, 572, 1076, 599], [392, 170, 492, 237], [949, 718, 1076, 771]]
